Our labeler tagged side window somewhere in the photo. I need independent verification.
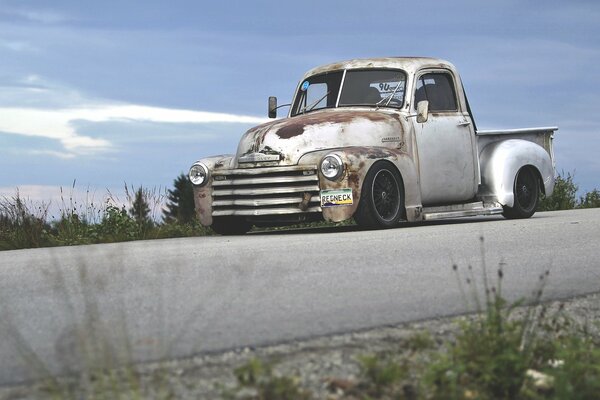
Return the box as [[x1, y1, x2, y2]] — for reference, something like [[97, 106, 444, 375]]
[[414, 73, 457, 111]]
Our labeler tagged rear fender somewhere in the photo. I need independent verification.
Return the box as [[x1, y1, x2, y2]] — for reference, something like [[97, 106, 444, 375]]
[[479, 140, 554, 207]]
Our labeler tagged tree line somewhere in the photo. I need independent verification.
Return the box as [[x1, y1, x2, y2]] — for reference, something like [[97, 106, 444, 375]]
[[1, 172, 598, 250]]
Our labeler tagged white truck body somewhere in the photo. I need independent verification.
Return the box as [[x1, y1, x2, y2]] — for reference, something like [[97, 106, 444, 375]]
[[189, 57, 556, 234]]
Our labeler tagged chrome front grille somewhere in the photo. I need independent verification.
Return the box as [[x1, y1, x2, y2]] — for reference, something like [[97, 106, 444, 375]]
[[211, 166, 322, 216]]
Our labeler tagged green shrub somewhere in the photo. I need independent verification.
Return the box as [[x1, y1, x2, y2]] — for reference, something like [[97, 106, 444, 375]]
[[155, 220, 212, 239], [424, 250, 553, 400], [94, 204, 142, 243], [538, 172, 578, 211], [49, 213, 94, 246], [549, 334, 600, 399], [578, 189, 600, 209], [231, 358, 312, 400], [357, 354, 408, 398]]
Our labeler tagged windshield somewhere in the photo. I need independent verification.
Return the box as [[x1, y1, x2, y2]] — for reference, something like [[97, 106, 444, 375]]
[[291, 69, 406, 116]]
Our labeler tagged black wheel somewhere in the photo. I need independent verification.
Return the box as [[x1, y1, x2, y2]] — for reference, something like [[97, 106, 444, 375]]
[[503, 166, 540, 219], [211, 216, 252, 235], [354, 162, 404, 229]]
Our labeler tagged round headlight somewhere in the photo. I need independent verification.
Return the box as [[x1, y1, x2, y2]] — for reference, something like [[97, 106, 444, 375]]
[[320, 154, 344, 180], [189, 163, 209, 186]]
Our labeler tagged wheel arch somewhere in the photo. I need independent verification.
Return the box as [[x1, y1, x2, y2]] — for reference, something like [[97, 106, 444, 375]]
[[338, 148, 421, 222]]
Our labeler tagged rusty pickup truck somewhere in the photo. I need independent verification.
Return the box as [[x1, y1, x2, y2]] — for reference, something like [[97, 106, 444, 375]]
[[189, 57, 557, 234]]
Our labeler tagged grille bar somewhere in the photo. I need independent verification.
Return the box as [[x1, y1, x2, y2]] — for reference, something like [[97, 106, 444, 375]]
[[212, 175, 318, 186], [213, 206, 322, 217], [211, 166, 322, 217], [212, 166, 314, 176], [213, 196, 321, 207], [213, 185, 319, 197]]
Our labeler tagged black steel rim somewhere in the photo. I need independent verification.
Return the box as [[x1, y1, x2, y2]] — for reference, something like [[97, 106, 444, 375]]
[[515, 168, 536, 211], [372, 169, 400, 221]]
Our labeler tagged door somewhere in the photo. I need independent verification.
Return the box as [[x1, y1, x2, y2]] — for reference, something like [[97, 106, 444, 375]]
[[413, 71, 478, 205]]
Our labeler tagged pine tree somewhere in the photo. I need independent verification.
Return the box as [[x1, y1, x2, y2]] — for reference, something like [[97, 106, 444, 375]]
[[163, 173, 196, 224], [129, 187, 151, 225]]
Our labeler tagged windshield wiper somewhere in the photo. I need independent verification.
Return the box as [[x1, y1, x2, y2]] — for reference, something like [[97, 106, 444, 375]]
[[301, 91, 330, 114], [376, 81, 403, 109]]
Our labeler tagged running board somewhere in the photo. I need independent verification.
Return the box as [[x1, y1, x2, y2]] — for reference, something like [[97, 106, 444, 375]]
[[421, 201, 504, 221]]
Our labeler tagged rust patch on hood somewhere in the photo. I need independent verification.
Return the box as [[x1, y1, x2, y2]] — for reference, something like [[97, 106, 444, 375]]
[[275, 110, 397, 139], [244, 120, 280, 146]]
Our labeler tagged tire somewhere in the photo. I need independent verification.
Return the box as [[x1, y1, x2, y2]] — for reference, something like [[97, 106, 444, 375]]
[[354, 162, 404, 229], [211, 216, 252, 235], [502, 166, 540, 219]]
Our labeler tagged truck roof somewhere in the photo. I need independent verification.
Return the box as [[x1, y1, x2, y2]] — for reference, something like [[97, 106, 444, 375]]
[[303, 57, 457, 79]]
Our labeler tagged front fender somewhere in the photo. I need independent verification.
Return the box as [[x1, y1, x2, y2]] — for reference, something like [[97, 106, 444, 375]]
[[298, 146, 421, 222], [191, 154, 235, 226], [479, 140, 554, 207]]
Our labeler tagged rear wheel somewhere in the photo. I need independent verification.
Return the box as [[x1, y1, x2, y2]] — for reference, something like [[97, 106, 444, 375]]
[[503, 166, 540, 219], [354, 163, 404, 229], [211, 216, 252, 235]]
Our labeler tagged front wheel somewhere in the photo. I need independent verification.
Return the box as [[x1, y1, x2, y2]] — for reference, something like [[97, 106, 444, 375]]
[[354, 163, 404, 229], [211, 216, 252, 235], [503, 166, 540, 219]]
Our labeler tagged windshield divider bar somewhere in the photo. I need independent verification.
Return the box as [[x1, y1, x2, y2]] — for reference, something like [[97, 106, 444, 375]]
[[335, 69, 347, 108]]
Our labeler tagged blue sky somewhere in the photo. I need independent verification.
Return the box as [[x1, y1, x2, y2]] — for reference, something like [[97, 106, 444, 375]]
[[0, 0, 598, 211]]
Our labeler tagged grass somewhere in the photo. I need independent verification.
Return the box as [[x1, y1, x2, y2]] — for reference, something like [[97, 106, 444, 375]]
[[0, 185, 212, 251]]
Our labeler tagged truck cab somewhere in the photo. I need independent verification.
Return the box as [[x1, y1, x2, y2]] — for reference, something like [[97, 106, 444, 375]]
[[189, 57, 556, 234]]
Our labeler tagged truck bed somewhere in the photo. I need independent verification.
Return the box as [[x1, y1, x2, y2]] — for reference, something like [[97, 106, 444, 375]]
[[476, 126, 557, 161]]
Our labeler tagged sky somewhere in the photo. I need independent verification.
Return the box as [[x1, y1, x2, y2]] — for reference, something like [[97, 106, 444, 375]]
[[0, 0, 598, 214]]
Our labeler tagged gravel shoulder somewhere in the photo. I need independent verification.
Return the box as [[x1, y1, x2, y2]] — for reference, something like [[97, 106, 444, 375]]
[[1, 291, 599, 399]]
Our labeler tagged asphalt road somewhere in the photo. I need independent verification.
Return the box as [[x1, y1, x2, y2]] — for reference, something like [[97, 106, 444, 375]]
[[0, 209, 599, 385]]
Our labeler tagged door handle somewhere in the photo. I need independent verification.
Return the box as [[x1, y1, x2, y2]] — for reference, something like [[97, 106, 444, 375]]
[[458, 120, 471, 127]]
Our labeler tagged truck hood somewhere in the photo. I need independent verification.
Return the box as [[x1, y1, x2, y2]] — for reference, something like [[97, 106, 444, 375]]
[[235, 109, 404, 166]]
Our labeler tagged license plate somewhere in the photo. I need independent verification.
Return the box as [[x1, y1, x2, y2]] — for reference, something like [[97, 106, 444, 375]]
[[320, 188, 353, 207]]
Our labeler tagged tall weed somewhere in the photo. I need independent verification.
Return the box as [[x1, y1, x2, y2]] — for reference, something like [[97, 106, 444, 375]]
[[0, 190, 50, 249]]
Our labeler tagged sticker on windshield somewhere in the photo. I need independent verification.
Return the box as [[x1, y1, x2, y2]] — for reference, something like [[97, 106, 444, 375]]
[[320, 188, 353, 207], [301, 81, 310, 91]]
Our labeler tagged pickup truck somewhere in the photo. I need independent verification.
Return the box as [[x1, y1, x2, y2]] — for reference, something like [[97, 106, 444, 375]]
[[189, 57, 557, 235]]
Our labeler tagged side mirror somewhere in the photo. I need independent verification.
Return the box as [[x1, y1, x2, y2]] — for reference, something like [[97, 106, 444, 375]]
[[268, 96, 277, 118], [417, 100, 429, 123]]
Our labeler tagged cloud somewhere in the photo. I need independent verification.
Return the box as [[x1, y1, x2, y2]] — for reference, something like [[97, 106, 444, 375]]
[[25, 150, 77, 160], [0, 76, 268, 157]]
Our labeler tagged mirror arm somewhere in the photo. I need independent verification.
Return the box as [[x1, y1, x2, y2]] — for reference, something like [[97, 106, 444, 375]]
[[268, 96, 292, 118], [273, 103, 291, 111]]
